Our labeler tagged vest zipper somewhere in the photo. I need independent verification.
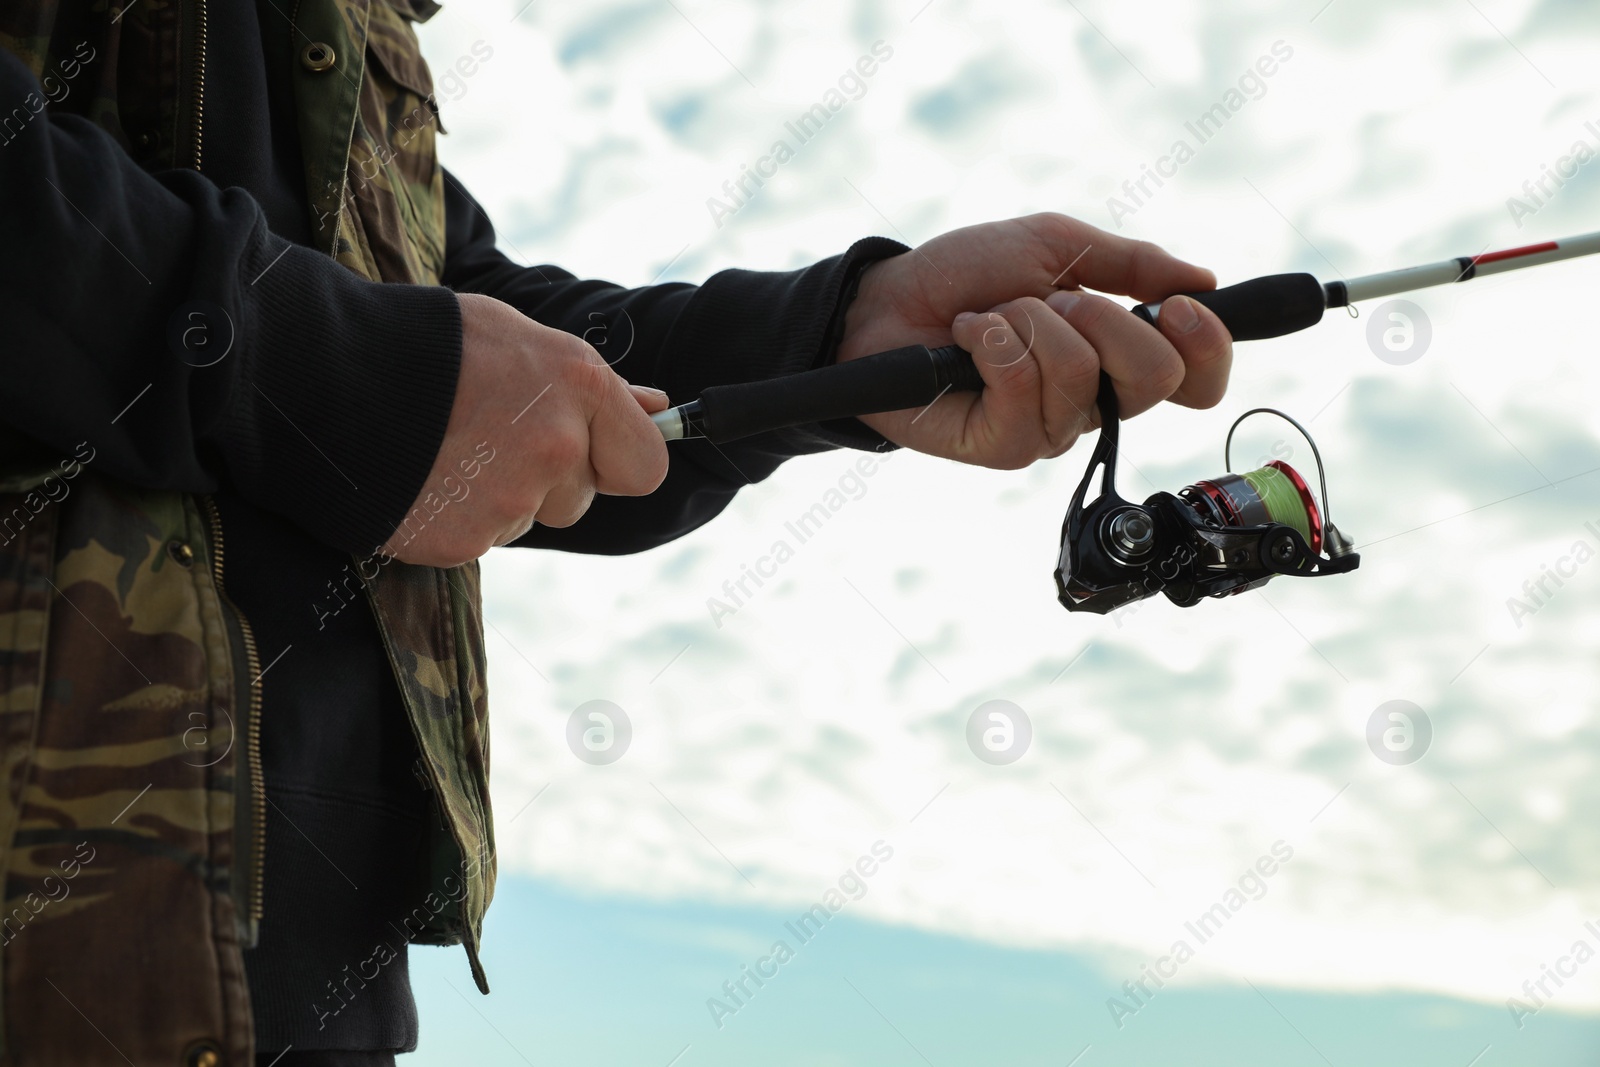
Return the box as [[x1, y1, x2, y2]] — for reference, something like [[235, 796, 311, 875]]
[[201, 495, 265, 940], [189, 0, 206, 170]]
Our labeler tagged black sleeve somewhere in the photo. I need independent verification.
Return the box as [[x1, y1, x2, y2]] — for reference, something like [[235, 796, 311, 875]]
[[0, 47, 462, 557], [438, 170, 907, 556]]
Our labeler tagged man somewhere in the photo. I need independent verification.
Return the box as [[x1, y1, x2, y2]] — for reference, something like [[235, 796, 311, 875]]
[[0, 0, 1232, 1063]]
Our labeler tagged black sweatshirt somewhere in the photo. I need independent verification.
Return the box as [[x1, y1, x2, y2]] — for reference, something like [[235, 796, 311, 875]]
[[0, 4, 901, 1053]]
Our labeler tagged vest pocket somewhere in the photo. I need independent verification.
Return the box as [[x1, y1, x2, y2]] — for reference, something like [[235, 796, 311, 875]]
[[341, 0, 448, 285]]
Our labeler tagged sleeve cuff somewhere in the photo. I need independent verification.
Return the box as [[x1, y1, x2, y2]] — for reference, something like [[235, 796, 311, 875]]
[[222, 230, 462, 555], [659, 235, 908, 458], [804, 238, 905, 454]]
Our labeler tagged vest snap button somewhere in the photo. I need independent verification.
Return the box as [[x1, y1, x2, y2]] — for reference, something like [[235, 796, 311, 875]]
[[184, 1040, 222, 1067], [167, 540, 195, 568], [300, 42, 336, 72]]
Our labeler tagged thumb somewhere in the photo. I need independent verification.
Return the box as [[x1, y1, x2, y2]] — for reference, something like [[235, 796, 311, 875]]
[[626, 382, 671, 413], [590, 375, 670, 496]]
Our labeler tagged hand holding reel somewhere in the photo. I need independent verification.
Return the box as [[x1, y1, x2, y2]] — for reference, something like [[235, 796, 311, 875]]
[[1055, 373, 1360, 614]]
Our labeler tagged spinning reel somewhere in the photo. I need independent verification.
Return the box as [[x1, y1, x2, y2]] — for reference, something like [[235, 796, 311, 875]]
[[1055, 373, 1360, 614]]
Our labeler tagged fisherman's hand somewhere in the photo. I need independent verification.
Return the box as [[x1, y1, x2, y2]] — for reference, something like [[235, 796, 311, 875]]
[[382, 293, 670, 567], [836, 213, 1233, 467]]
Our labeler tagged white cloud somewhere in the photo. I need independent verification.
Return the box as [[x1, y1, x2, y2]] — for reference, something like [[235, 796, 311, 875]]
[[421, 0, 1600, 1010]]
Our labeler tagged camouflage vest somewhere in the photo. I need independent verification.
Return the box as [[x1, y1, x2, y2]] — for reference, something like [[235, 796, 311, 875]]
[[0, 1, 494, 1062]]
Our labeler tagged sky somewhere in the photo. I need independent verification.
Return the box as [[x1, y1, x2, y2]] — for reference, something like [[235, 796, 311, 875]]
[[403, 0, 1600, 1062]]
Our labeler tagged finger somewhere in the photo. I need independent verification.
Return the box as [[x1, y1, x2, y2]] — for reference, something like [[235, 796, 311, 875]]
[[1011, 299, 1100, 454], [489, 512, 538, 550], [1045, 289, 1184, 419], [1024, 213, 1216, 303], [589, 370, 669, 497], [533, 478, 597, 529], [950, 309, 1045, 468], [1154, 295, 1233, 409], [627, 382, 671, 413], [987, 297, 1100, 455]]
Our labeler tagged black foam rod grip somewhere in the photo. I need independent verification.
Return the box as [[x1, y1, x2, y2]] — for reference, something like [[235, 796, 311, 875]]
[[690, 274, 1326, 444], [1131, 272, 1326, 342], [697, 343, 984, 444]]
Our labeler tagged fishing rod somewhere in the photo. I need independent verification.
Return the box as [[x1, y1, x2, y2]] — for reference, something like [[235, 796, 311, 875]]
[[651, 230, 1600, 614], [651, 232, 1600, 444]]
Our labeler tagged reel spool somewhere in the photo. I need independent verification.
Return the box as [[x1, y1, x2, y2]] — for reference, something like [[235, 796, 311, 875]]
[[1055, 375, 1360, 615]]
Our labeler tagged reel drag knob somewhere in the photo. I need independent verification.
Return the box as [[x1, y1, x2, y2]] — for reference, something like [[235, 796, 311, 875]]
[[1103, 507, 1157, 565]]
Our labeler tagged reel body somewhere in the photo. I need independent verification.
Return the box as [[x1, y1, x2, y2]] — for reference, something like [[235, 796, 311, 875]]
[[1055, 374, 1359, 615]]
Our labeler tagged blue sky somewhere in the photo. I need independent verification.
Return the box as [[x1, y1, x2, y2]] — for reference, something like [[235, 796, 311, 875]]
[[408, 0, 1600, 1061], [407, 876, 1600, 1065]]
